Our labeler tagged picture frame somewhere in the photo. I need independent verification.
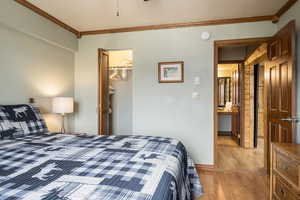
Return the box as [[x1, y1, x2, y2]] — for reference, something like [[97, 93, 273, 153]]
[[158, 61, 184, 83]]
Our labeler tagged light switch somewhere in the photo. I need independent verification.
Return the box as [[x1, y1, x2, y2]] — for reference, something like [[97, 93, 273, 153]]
[[194, 77, 200, 85], [192, 92, 199, 99]]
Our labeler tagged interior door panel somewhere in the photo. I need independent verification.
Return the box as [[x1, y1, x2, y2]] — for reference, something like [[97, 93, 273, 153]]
[[266, 20, 296, 170], [98, 49, 110, 135]]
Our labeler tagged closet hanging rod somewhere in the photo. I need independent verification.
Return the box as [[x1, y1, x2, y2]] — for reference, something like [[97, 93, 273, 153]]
[[109, 67, 134, 70]]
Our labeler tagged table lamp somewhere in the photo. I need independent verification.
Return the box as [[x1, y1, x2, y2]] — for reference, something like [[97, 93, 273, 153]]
[[52, 97, 74, 133]]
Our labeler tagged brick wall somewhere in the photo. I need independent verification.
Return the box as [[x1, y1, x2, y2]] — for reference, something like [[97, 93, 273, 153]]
[[243, 44, 267, 148]]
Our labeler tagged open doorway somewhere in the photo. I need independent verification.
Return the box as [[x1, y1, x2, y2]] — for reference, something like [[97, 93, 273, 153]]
[[215, 39, 271, 172], [216, 42, 268, 172], [253, 63, 265, 148], [98, 49, 133, 135], [217, 63, 242, 147], [214, 21, 296, 173]]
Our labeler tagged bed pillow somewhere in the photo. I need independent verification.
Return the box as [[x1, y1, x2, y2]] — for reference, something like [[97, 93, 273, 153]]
[[0, 107, 17, 139], [0, 104, 49, 137], [0, 129, 15, 139]]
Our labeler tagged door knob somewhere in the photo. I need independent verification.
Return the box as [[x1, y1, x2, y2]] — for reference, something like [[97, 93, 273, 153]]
[[281, 117, 299, 123]]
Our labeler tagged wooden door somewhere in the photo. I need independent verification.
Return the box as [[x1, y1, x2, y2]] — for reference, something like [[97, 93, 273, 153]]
[[231, 64, 242, 145], [266, 21, 296, 168], [98, 49, 110, 135]]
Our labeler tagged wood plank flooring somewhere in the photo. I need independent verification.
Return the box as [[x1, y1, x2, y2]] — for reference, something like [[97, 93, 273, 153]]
[[217, 136, 239, 147], [197, 136, 269, 200], [197, 170, 269, 200], [217, 136, 264, 172]]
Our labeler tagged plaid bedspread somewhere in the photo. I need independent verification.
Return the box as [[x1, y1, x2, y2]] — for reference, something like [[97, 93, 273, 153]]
[[0, 133, 202, 200]]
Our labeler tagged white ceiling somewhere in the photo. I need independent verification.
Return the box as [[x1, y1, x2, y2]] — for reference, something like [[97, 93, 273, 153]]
[[27, 0, 287, 31]]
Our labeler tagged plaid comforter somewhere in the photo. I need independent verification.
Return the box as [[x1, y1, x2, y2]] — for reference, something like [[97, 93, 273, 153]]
[[0, 133, 202, 200]]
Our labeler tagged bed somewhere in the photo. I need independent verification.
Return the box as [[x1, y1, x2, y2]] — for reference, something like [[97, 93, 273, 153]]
[[0, 104, 203, 200]]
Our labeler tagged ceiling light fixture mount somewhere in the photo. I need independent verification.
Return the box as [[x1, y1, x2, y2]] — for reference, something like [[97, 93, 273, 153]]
[[116, 0, 149, 16], [116, 0, 120, 16]]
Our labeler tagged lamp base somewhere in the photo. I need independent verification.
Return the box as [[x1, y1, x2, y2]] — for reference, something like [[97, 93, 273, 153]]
[[61, 114, 66, 134]]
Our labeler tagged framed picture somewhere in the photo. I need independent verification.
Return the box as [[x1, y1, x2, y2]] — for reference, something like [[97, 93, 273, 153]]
[[158, 61, 184, 83]]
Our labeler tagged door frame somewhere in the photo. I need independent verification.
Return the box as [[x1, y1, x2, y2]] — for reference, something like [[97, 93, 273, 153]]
[[98, 48, 134, 135], [253, 63, 260, 148], [98, 48, 110, 135], [213, 37, 272, 168]]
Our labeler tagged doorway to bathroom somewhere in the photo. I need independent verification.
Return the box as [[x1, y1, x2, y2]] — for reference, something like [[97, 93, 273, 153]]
[[215, 39, 269, 173], [214, 21, 296, 173]]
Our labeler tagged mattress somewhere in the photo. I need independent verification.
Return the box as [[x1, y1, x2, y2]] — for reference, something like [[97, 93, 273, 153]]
[[0, 133, 202, 200]]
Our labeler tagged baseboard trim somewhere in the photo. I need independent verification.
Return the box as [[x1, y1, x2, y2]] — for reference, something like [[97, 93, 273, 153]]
[[195, 164, 216, 172]]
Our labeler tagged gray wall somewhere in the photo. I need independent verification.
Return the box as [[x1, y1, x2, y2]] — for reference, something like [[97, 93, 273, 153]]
[[277, 1, 300, 143], [111, 71, 133, 135], [0, 0, 77, 132], [0, 0, 78, 52], [74, 21, 277, 164]]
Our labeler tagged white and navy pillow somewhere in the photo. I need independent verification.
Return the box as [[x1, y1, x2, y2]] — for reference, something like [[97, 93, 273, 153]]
[[0, 104, 48, 138], [0, 107, 17, 139]]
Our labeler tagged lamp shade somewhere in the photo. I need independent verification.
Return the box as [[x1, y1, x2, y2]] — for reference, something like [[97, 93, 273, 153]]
[[52, 97, 74, 114]]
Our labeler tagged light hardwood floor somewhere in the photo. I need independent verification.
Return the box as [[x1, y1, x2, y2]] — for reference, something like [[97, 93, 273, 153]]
[[217, 136, 264, 172], [217, 136, 239, 147], [197, 170, 269, 200], [197, 136, 269, 200]]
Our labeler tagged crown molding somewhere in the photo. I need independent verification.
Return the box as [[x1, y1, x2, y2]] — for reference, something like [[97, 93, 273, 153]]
[[14, 0, 81, 38], [273, 0, 298, 23], [14, 0, 298, 37], [80, 15, 274, 36]]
